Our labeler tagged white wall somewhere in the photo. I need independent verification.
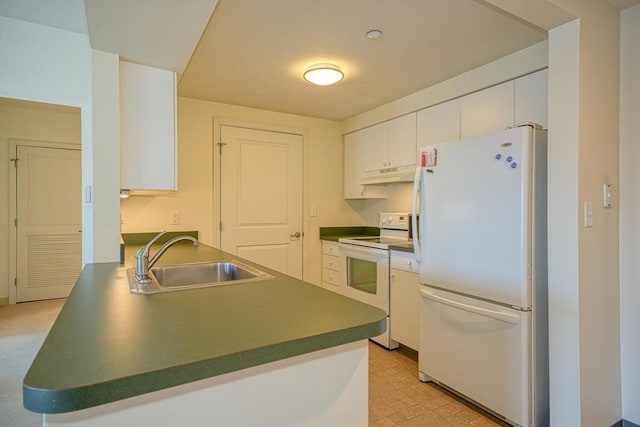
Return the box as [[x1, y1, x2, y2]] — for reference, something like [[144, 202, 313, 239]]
[[120, 97, 361, 286], [547, 0, 622, 425], [0, 100, 81, 302], [90, 50, 121, 264], [547, 20, 582, 426], [0, 17, 121, 279], [619, 4, 640, 424]]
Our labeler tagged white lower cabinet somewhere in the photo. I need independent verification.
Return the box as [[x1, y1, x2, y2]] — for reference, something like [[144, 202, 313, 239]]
[[322, 241, 341, 293], [390, 250, 420, 350]]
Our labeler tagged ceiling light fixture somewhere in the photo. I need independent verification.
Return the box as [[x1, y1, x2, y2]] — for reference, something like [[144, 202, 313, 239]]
[[366, 29, 383, 40], [303, 63, 344, 86]]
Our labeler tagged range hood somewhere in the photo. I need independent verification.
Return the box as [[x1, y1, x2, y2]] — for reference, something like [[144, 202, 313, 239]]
[[359, 165, 416, 185]]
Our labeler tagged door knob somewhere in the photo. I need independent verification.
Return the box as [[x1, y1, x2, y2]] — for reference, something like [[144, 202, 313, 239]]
[[290, 231, 302, 238]]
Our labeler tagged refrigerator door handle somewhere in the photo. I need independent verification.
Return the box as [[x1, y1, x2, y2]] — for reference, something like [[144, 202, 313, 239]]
[[411, 166, 422, 263], [419, 288, 521, 325]]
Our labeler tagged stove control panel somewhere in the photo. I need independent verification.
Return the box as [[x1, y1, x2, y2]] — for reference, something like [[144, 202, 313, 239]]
[[379, 212, 410, 231]]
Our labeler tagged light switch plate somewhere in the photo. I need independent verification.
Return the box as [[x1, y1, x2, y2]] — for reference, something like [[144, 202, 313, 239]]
[[603, 184, 612, 208], [584, 202, 593, 228]]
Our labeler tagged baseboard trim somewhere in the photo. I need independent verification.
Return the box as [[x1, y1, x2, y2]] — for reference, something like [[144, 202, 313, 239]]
[[0, 297, 8, 307], [611, 420, 640, 427]]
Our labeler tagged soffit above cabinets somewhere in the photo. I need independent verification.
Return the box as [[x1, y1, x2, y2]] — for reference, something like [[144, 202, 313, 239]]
[[0, 0, 219, 75], [84, 0, 218, 74], [0, 0, 88, 34]]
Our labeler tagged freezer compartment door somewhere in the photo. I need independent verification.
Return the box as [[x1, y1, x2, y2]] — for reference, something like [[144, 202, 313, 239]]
[[419, 287, 532, 426]]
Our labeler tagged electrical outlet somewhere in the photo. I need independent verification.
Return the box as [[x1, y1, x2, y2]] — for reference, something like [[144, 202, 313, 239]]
[[171, 211, 180, 225]]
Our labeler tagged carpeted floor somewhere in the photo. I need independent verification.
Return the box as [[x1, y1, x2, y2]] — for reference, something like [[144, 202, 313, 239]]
[[0, 298, 66, 427]]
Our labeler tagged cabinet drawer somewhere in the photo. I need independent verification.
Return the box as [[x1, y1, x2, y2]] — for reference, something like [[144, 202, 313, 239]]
[[322, 268, 341, 286], [390, 251, 419, 273], [323, 281, 341, 294], [322, 241, 340, 256], [323, 254, 340, 272]]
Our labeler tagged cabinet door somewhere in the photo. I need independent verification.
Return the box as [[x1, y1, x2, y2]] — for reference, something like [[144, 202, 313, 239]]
[[390, 268, 420, 350], [417, 99, 461, 161], [461, 80, 514, 139], [515, 69, 548, 130], [388, 113, 416, 169], [344, 131, 386, 199], [120, 61, 177, 192], [363, 122, 388, 172], [344, 131, 365, 199]]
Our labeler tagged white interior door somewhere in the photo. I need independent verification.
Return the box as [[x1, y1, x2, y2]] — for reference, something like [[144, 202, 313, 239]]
[[16, 145, 82, 302], [220, 126, 303, 278]]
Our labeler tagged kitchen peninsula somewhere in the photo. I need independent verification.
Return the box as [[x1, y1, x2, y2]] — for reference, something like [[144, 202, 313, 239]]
[[23, 241, 386, 427]]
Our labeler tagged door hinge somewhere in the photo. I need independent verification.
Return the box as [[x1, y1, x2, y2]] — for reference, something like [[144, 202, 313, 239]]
[[219, 221, 222, 232], [14, 218, 17, 227], [14, 278, 17, 287], [217, 142, 227, 154]]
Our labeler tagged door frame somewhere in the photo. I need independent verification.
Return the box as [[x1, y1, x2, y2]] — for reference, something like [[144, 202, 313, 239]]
[[212, 117, 309, 277], [8, 138, 81, 304]]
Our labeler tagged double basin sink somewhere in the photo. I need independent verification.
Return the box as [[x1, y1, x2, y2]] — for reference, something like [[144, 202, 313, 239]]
[[127, 260, 274, 295]]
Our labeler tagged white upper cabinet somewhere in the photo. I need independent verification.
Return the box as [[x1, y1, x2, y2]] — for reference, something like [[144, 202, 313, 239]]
[[416, 99, 461, 159], [363, 122, 388, 172], [388, 113, 417, 169], [515, 69, 548, 129], [120, 61, 177, 194], [460, 80, 514, 138], [364, 113, 416, 172], [344, 130, 386, 199]]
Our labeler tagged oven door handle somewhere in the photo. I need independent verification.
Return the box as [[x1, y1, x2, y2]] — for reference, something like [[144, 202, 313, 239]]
[[339, 244, 389, 259]]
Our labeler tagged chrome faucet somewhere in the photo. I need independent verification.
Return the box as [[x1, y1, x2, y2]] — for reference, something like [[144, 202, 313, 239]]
[[135, 231, 199, 283]]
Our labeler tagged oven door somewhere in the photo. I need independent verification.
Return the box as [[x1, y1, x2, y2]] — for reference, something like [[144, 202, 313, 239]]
[[338, 243, 389, 313]]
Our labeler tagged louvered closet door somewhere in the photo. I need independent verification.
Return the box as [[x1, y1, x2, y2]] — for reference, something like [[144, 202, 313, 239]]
[[16, 145, 81, 302]]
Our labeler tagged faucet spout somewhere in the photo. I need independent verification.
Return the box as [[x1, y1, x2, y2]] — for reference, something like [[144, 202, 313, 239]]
[[135, 232, 199, 283]]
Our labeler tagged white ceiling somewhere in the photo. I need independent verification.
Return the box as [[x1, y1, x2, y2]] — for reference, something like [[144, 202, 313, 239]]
[[1, 0, 639, 121], [177, 0, 550, 121], [0, 0, 88, 34]]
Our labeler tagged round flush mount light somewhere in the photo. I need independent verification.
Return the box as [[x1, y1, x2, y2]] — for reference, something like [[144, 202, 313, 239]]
[[303, 63, 344, 86], [366, 29, 383, 40]]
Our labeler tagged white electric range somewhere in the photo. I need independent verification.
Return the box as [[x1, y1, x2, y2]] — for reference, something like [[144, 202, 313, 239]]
[[338, 213, 411, 349]]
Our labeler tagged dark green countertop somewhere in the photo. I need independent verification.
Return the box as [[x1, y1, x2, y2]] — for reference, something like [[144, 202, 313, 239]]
[[23, 242, 386, 414], [319, 226, 379, 242], [319, 226, 414, 252]]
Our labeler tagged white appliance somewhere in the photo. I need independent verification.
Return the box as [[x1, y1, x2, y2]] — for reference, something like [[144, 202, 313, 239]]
[[338, 213, 410, 349], [411, 124, 549, 427]]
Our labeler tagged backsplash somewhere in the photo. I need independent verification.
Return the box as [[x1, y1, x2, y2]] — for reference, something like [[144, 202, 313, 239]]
[[362, 182, 413, 225]]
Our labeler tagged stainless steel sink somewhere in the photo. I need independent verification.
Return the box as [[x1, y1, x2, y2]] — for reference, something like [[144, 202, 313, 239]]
[[127, 261, 274, 294]]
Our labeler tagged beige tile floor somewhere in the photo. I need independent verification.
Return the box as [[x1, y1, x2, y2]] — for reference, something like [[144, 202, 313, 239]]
[[368, 342, 508, 427]]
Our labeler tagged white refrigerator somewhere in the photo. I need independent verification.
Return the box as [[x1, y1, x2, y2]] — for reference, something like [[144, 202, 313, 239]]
[[411, 124, 549, 427]]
